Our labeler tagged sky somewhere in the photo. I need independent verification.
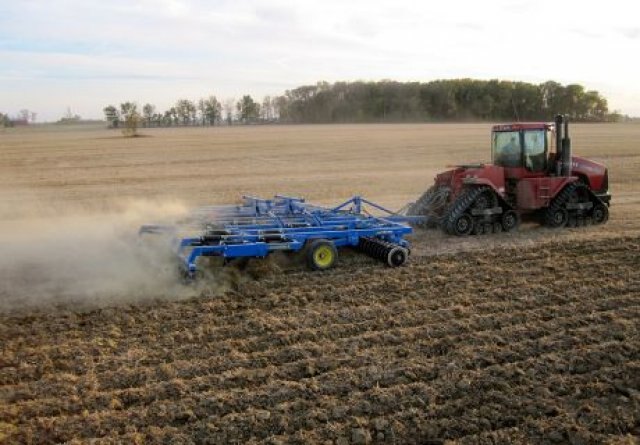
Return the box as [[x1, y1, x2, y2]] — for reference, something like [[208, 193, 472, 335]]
[[1, 0, 639, 122]]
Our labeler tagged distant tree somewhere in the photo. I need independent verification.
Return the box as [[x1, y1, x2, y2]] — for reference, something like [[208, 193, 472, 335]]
[[162, 110, 172, 126], [560, 84, 585, 120], [198, 96, 223, 125], [169, 107, 179, 125], [120, 102, 141, 137], [583, 90, 608, 121], [197, 99, 206, 126], [175, 99, 196, 125], [142, 103, 155, 127], [103, 105, 120, 128], [540, 80, 562, 119], [273, 96, 290, 122], [237, 95, 260, 123], [261, 96, 275, 121]]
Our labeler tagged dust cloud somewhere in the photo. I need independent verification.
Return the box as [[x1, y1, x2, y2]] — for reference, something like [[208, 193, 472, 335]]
[[0, 199, 204, 313]]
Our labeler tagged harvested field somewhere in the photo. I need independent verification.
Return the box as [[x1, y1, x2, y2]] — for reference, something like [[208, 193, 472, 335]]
[[0, 123, 639, 222], [1, 123, 639, 443]]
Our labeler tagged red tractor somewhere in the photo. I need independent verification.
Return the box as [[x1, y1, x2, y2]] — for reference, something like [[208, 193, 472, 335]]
[[408, 114, 610, 235]]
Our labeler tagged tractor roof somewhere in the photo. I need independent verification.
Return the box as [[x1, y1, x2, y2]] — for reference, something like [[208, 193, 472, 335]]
[[492, 123, 553, 132]]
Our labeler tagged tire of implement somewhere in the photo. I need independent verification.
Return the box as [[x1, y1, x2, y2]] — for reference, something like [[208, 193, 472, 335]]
[[306, 239, 338, 271]]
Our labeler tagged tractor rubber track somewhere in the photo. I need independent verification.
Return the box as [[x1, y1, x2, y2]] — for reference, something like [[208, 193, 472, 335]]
[[443, 186, 493, 235], [544, 182, 580, 227], [543, 182, 606, 228]]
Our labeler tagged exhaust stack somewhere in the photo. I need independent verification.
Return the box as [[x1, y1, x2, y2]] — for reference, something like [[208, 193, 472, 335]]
[[561, 117, 572, 176], [554, 114, 572, 177], [555, 115, 563, 176]]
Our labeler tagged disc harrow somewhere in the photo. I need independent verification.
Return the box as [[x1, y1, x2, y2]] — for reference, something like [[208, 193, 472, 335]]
[[140, 195, 419, 279]]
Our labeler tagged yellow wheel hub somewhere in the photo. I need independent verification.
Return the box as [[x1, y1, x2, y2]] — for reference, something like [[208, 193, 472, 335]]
[[313, 245, 334, 268]]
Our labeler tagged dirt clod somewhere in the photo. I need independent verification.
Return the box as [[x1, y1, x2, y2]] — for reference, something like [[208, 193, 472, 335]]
[[351, 427, 371, 445]]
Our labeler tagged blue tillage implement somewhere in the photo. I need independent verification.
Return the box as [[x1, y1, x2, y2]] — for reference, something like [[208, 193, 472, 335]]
[[140, 195, 423, 279]]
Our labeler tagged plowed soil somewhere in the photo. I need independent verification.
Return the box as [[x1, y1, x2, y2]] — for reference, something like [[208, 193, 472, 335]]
[[1, 123, 639, 444], [2, 235, 639, 444]]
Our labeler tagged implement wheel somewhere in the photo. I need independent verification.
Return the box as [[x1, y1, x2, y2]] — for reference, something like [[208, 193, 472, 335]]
[[306, 239, 338, 271], [387, 246, 408, 267]]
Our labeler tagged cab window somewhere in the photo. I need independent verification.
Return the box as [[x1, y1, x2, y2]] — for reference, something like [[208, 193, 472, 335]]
[[523, 130, 546, 171], [492, 131, 522, 167]]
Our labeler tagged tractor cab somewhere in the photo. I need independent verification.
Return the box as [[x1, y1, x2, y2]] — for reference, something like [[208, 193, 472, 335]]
[[491, 123, 554, 173]]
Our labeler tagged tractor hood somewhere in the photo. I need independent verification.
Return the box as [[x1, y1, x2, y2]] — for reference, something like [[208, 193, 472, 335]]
[[571, 155, 608, 192], [571, 155, 606, 177]]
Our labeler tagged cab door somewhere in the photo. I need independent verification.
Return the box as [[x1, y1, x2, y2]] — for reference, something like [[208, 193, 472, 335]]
[[515, 130, 552, 209], [522, 130, 547, 174]]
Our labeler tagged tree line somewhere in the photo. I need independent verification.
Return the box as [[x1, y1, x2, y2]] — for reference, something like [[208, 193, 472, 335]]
[[102, 79, 619, 132], [276, 80, 612, 123], [103, 95, 277, 131]]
